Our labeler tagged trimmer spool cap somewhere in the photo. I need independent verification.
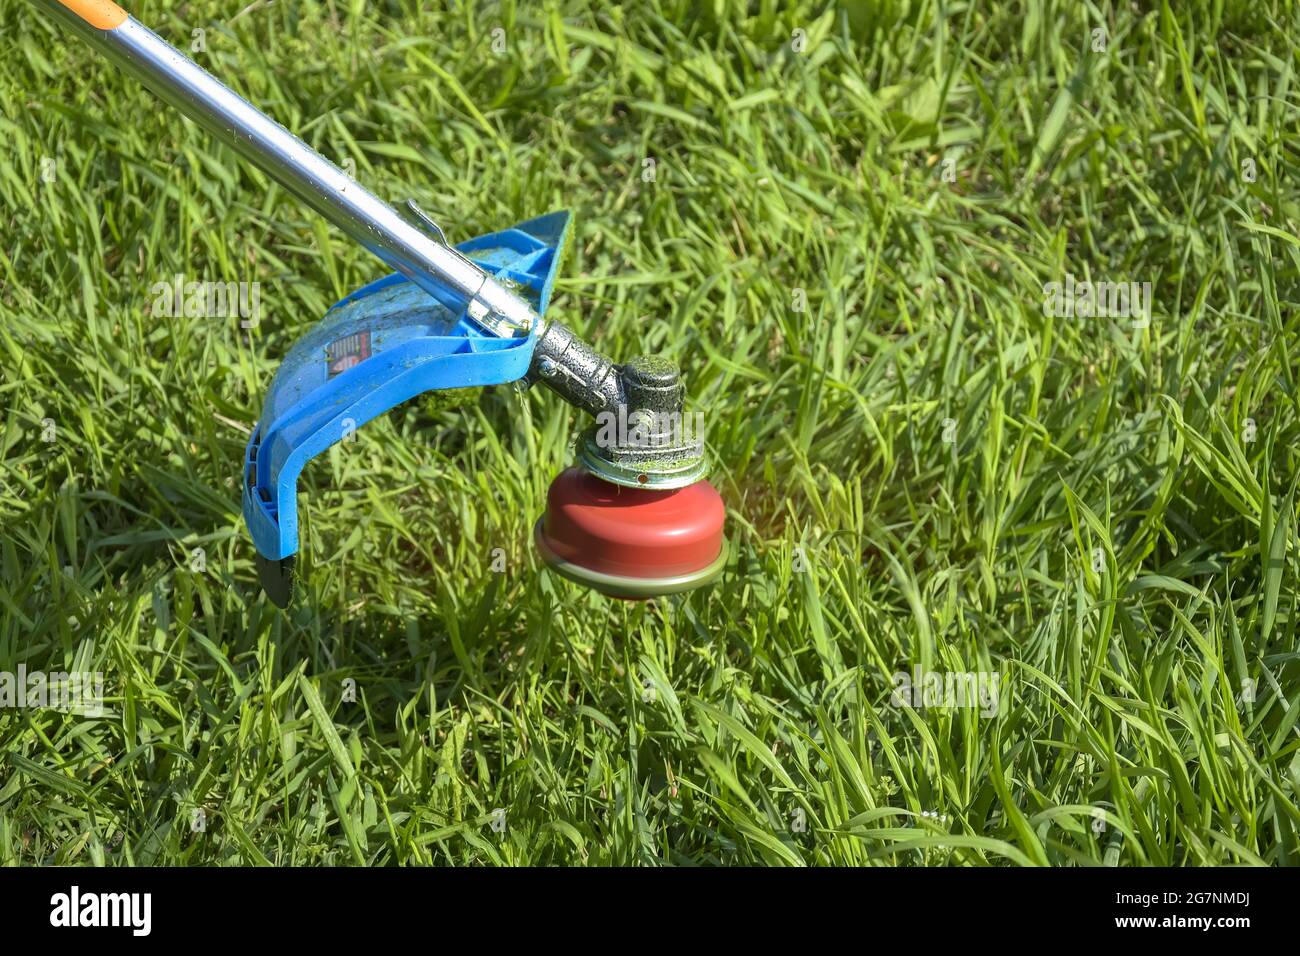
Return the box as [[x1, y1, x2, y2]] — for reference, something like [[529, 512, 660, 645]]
[[534, 467, 727, 598]]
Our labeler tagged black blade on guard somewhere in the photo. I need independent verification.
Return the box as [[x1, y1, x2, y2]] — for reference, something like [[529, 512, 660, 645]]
[[256, 553, 297, 608]]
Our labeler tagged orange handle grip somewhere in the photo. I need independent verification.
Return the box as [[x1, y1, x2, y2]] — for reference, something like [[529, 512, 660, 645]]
[[55, 0, 127, 30]]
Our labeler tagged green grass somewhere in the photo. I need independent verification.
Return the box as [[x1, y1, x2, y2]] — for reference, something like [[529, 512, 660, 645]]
[[2, 0, 1299, 865]]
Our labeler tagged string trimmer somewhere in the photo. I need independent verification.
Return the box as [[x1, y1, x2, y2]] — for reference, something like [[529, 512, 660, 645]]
[[36, 0, 728, 606]]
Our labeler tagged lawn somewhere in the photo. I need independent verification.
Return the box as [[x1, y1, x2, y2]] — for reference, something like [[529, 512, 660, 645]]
[[1, 0, 1299, 865]]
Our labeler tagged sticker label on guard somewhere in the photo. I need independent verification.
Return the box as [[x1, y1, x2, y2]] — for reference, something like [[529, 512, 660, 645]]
[[326, 331, 372, 378]]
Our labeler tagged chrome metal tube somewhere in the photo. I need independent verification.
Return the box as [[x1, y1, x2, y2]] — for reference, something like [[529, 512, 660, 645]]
[[33, 0, 537, 336]]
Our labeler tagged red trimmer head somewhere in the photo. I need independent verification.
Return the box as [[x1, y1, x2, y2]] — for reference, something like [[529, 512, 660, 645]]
[[529, 352, 726, 599], [535, 469, 727, 598]]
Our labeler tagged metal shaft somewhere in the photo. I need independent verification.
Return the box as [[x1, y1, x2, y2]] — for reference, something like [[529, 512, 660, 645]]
[[34, 0, 537, 336]]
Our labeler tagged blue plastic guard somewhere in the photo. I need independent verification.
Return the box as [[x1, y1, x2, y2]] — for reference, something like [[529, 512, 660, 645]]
[[242, 210, 571, 564]]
